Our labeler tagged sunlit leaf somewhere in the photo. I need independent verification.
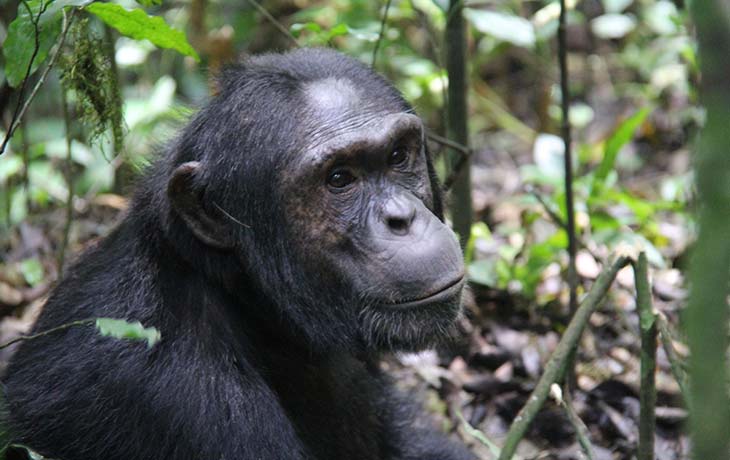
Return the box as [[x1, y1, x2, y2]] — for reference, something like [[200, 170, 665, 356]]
[[95, 318, 161, 348], [20, 258, 44, 287], [86, 3, 199, 61], [468, 260, 498, 287], [465, 9, 536, 48], [645, 1, 680, 36], [533, 133, 565, 180], [602, 0, 634, 14], [591, 13, 636, 39], [0, 155, 23, 182]]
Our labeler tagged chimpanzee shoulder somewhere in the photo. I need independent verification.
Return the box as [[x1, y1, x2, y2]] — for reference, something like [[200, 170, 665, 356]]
[[3, 48, 474, 460]]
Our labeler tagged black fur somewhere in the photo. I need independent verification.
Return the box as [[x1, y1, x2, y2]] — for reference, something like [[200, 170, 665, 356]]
[[3, 49, 474, 460]]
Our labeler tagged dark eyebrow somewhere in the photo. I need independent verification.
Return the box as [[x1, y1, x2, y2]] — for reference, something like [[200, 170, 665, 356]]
[[311, 122, 423, 170]]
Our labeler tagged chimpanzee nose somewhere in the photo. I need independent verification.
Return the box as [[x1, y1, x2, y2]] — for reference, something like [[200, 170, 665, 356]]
[[382, 195, 417, 236]]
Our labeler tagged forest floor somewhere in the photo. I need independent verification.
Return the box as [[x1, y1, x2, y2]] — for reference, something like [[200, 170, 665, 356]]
[[0, 152, 690, 460]]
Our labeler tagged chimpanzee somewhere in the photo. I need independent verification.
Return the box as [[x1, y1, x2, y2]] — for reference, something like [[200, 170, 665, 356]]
[[3, 48, 474, 460]]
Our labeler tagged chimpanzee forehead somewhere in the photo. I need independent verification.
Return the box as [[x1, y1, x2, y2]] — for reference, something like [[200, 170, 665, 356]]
[[304, 77, 361, 111], [299, 77, 410, 150]]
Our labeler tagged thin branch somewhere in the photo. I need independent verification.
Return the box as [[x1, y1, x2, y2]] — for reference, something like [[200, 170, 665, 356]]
[[525, 184, 567, 229], [0, 7, 77, 155], [497, 254, 632, 460], [371, 0, 393, 68], [427, 131, 472, 192], [243, 0, 299, 47], [553, 384, 595, 460], [0, 318, 94, 350], [656, 312, 690, 404], [427, 131, 470, 156], [558, 0, 577, 314], [443, 151, 468, 191], [633, 252, 657, 460]]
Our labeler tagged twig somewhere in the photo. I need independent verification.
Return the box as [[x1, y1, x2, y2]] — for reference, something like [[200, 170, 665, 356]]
[[427, 131, 470, 156], [443, 151, 468, 191], [525, 184, 566, 229], [430, 128, 473, 192], [656, 313, 690, 404], [0, 6, 77, 154], [0, 318, 94, 350], [371, 0, 393, 68], [633, 252, 657, 460], [497, 254, 631, 460], [552, 384, 595, 460], [243, 0, 298, 47], [456, 410, 505, 459]]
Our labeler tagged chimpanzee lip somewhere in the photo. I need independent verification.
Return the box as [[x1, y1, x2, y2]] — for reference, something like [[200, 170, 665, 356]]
[[386, 273, 465, 309]]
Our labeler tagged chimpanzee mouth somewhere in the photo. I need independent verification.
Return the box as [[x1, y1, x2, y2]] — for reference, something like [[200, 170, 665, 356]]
[[387, 274, 465, 309]]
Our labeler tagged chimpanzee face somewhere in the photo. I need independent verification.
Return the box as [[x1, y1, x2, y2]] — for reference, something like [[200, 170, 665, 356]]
[[166, 56, 465, 352], [279, 78, 466, 350]]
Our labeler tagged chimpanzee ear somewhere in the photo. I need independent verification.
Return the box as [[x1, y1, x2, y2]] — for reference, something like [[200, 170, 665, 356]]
[[167, 161, 234, 250]]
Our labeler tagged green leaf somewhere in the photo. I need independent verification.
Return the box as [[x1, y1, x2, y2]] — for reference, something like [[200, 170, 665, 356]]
[[2, 1, 61, 87], [136, 0, 163, 6], [468, 259, 498, 287], [19, 258, 44, 287], [95, 318, 161, 348], [0, 155, 23, 182], [595, 107, 650, 183], [464, 9, 536, 48], [85, 3, 199, 61]]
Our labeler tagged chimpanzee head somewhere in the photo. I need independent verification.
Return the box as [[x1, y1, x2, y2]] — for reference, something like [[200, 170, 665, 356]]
[[162, 48, 465, 353]]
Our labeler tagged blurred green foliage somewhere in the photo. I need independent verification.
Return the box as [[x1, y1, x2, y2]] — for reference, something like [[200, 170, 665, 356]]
[[0, 0, 697, 307]]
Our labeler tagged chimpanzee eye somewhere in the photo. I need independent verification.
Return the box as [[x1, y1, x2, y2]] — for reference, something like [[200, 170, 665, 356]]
[[327, 169, 356, 188], [387, 147, 408, 167]]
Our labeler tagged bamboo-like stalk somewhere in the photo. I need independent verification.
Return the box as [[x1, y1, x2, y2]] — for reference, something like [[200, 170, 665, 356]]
[[686, 2, 730, 459], [497, 254, 631, 460], [445, 0, 472, 249], [634, 252, 656, 460]]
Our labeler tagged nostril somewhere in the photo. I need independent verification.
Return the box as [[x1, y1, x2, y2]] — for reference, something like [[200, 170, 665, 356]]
[[387, 217, 410, 235]]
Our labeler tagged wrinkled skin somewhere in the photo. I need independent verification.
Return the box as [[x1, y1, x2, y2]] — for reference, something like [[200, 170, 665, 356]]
[[3, 49, 474, 460]]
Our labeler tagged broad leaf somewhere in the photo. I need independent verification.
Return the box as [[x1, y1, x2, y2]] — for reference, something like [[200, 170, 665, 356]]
[[86, 3, 199, 61], [95, 318, 161, 348], [464, 9, 536, 48], [595, 107, 650, 183], [3, 1, 61, 87], [19, 258, 44, 287], [2, 0, 91, 87], [591, 13, 637, 39]]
